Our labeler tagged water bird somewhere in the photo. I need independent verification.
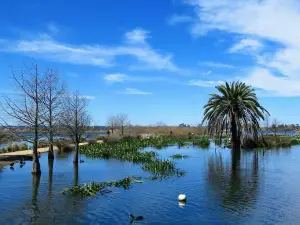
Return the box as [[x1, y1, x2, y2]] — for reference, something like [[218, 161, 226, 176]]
[[20, 158, 25, 165], [129, 214, 144, 221], [9, 162, 14, 167], [178, 194, 187, 201], [80, 159, 84, 163]]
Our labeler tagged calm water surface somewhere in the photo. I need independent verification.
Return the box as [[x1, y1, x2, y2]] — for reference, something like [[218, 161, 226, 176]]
[[0, 143, 300, 224]]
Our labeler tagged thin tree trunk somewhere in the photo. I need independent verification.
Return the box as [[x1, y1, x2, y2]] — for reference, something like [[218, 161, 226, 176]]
[[48, 129, 54, 160], [121, 125, 124, 135], [48, 89, 54, 160], [32, 74, 41, 174], [73, 142, 79, 163]]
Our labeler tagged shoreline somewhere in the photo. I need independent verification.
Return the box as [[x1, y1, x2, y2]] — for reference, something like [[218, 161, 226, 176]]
[[0, 141, 103, 169]]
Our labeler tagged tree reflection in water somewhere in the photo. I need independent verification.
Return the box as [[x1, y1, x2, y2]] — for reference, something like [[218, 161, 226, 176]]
[[31, 173, 41, 223], [206, 150, 259, 215]]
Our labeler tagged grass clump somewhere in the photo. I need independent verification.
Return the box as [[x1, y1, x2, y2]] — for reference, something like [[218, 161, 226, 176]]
[[170, 154, 189, 159], [192, 137, 210, 148], [64, 176, 141, 197]]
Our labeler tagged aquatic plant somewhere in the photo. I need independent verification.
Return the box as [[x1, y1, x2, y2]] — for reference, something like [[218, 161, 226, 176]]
[[64, 176, 141, 197], [170, 154, 189, 159], [192, 137, 210, 148]]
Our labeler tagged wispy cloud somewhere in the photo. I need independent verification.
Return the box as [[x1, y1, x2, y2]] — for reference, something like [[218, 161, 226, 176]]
[[0, 28, 180, 72], [122, 88, 152, 95], [229, 38, 263, 54], [124, 28, 150, 44], [104, 73, 128, 83], [188, 79, 224, 87], [199, 61, 236, 69], [167, 14, 194, 25], [182, 0, 300, 97], [82, 95, 96, 100]]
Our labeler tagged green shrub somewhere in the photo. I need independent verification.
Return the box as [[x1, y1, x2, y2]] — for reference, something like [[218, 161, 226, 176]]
[[20, 143, 28, 150]]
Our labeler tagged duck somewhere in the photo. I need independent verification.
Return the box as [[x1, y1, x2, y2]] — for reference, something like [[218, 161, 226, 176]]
[[9, 162, 14, 167], [20, 158, 25, 165], [80, 159, 84, 163], [178, 194, 187, 202], [129, 214, 144, 221]]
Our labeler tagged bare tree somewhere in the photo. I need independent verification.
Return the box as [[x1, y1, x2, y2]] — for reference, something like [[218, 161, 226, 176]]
[[155, 121, 166, 127], [106, 115, 118, 134], [271, 118, 280, 137], [0, 64, 44, 174], [59, 91, 91, 163], [40, 69, 65, 160], [116, 113, 130, 135]]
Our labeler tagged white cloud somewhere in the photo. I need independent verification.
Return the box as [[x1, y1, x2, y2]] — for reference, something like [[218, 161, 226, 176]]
[[200, 61, 236, 69], [123, 88, 151, 95], [104, 73, 128, 83], [0, 28, 179, 72], [167, 14, 194, 25], [188, 79, 224, 87], [244, 67, 300, 97], [124, 28, 150, 44], [229, 38, 263, 53], [82, 95, 96, 100], [183, 0, 300, 97]]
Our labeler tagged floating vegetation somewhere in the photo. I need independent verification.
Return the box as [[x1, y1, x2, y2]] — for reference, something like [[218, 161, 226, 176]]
[[192, 137, 210, 148], [170, 154, 189, 159], [63, 176, 143, 197]]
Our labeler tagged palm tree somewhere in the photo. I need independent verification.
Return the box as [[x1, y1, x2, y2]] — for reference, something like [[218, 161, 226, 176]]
[[202, 81, 269, 153]]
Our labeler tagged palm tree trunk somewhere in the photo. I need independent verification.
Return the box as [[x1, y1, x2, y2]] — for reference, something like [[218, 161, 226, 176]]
[[231, 115, 241, 153], [73, 142, 79, 163]]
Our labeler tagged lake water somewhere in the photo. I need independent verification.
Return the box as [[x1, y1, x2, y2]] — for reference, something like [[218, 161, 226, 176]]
[[0, 143, 300, 224]]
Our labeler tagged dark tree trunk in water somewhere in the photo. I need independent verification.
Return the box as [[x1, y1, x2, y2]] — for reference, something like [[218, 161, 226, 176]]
[[48, 142, 54, 160], [74, 163, 79, 186], [73, 142, 79, 163], [231, 115, 241, 153], [32, 126, 41, 174], [231, 115, 241, 171]]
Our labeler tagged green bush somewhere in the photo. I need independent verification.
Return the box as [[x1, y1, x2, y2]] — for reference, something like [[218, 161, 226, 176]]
[[20, 143, 28, 150]]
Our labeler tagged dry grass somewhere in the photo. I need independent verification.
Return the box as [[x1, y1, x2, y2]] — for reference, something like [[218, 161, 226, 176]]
[[122, 126, 207, 136]]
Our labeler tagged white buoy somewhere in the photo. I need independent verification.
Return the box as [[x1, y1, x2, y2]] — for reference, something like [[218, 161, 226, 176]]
[[178, 194, 187, 201]]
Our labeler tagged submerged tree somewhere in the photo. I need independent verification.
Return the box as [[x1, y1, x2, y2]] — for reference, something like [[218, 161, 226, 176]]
[[59, 91, 91, 163], [202, 81, 269, 154], [40, 69, 65, 160], [1, 64, 44, 174]]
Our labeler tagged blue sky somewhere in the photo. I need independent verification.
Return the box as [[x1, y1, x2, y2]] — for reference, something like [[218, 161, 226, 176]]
[[0, 0, 299, 125]]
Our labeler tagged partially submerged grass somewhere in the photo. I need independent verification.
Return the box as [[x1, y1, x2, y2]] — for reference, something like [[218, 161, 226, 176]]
[[64, 176, 142, 197], [80, 135, 201, 179], [170, 154, 189, 159], [243, 135, 300, 149]]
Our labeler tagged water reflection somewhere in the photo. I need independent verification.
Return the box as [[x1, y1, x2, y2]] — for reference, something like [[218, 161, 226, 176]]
[[31, 174, 41, 223], [206, 150, 259, 215]]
